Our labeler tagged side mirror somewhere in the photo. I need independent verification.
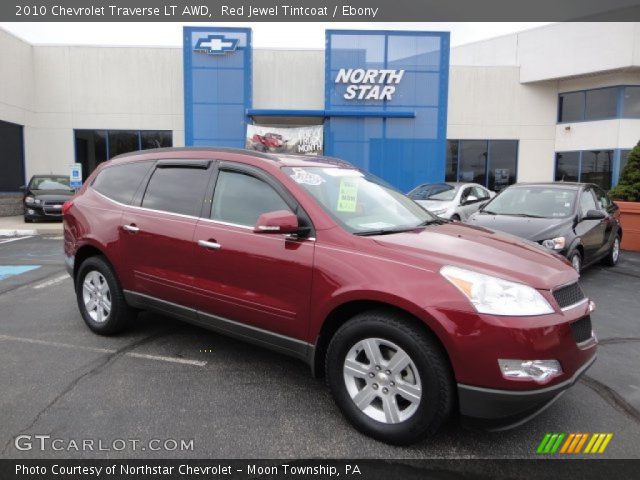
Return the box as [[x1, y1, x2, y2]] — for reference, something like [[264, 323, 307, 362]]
[[19, 185, 26, 191], [583, 209, 606, 220], [254, 210, 299, 234], [463, 195, 478, 205]]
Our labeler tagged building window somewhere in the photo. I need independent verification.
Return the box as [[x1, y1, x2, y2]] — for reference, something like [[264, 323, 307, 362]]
[[74, 130, 172, 180], [0, 120, 25, 192], [623, 87, 640, 118], [585, 88, 618, 121], [446, 140, 518, 191], [558, 91, 585, 122], [555, 150, 613, 190]]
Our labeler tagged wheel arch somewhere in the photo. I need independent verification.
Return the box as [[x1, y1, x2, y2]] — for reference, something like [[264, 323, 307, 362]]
[[311, 299, 454, 380], [73, 242, 109, 280]]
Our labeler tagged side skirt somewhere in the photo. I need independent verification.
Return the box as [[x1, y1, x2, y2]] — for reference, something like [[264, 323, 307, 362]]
[[123, 290, 315, 365]]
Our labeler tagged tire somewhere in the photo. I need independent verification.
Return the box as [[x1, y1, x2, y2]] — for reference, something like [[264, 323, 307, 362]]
[[75, 255, 135, 335], [325, 310, 454, 445], [450, 214, 461, 222], [569, 250, 582, 273], [601, 234, 621, 267]]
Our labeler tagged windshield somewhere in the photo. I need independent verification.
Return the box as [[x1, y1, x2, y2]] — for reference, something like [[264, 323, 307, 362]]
[[283, 166, 436, 234], [482, 187, 576, 218], [29, 176, 72, 191], [407, 183, 454, 201], [427, 185, 457, 201]]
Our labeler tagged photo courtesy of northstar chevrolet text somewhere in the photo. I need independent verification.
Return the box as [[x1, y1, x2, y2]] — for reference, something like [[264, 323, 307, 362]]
[[0, 0, 639, 478]]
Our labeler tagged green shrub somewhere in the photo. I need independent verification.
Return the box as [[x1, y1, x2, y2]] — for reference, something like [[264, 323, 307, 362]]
[[609, 141, 640, 202]]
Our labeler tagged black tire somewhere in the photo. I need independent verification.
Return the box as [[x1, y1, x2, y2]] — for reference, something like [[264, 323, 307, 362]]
[[601, 234, 621, 267], [450, 214, 461, 222], [568, 250, 582, 273], [75, 255, 135, 335], [325, 310, 454, 445], [24, 217, 32, 223]]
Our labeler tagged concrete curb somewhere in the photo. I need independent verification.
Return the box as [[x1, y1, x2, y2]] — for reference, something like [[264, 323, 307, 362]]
[[0, 229, 38, 237]]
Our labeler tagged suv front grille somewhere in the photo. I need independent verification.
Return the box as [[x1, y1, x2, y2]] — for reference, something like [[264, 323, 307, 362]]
[[571, 316, 593, 344], [553, 282, 585, 309]]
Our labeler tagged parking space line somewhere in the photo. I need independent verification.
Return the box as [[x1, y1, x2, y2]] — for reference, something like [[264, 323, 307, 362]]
[[0, 334, 207, 367], [0, 236, 34, 244], [33, 274, 70, 289]]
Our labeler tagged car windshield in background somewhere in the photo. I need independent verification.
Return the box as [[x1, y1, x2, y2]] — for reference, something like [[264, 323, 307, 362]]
[[427, 185, 457, 201], [284, 166, 436, 235], [29, 176, 72, 191], [483, 187, 576, 218]]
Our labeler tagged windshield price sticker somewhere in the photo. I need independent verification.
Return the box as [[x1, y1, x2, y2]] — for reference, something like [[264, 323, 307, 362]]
[[290, 168, 325, 186], [337, 178, 359, 212]]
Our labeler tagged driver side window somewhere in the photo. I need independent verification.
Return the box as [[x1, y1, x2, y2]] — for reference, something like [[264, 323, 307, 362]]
[[579, 189, 598, 217], [211, 170, 291, 227]]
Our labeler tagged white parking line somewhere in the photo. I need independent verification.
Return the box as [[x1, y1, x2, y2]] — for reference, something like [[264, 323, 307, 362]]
[[0, 236, 34, 244], [0, 334, 207, 367], [33, 274, 69, 289]]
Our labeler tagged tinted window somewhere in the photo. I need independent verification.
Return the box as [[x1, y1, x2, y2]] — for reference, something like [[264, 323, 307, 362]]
[[585, 88, 618, 120], [445, 141, 458, 182], [458, 140, 487, 184], [472, 186, 490, 200], [620, 149, 632, 173], [92, 161, 153, 205], [142, 166, 210, 216], [555, 152, 580, 182], [212, 171, 291, 227], [623, 86, 640, 118], [581, 150, 612, 191], [485, 187, 577, 218], [593, 187, 612, 209], [579, 189, 598, 216], [487, 140, 518, 191], [108, 131, 139, 160], [559, 92, 585, 122], [0, 120, 25, 192], [141, 131, 173, 150]]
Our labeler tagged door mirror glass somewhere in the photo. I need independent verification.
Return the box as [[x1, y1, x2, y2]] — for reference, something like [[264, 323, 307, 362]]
[[464, 195, 478, 205], [583, 209, 606, 220], [254, 210, 299, 234]]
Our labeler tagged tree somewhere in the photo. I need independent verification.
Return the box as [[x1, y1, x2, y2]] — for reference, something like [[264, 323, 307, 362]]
[[609, 141, 640, 202]]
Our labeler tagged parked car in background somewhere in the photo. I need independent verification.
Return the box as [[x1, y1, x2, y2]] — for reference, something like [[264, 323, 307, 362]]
[[408, 182, 494, 221], [22, 175, 74, 222], [467, 182, 622, 272], [64, 148, 596, 445]]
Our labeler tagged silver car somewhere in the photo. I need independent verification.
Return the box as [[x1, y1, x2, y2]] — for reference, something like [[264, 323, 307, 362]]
[[408, 182, 495, 221]]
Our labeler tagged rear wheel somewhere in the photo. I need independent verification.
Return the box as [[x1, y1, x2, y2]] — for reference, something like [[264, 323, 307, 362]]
[[75, 256, 135, 335], [601, 234, 621, 267], [325, 311, 454, 445]]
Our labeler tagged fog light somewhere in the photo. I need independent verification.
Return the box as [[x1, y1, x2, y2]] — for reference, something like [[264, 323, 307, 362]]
[[27, 209, 35, 214], [498, 359, 562, 384]]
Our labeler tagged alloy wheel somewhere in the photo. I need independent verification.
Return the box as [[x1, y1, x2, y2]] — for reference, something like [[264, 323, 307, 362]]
[[82, 270, 112, 323]]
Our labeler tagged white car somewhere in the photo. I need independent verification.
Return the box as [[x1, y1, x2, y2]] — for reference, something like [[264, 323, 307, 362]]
[[407, 182, 495, 221]]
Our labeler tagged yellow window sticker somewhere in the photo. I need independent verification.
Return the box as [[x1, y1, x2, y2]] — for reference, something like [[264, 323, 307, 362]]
[[337, 177, 358, 212]]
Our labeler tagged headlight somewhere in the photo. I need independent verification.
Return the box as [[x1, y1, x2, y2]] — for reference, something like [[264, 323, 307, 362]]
[[25, 196, 35, 204], [431, 208, 447, 215], [542, 237, 565, 250], [440, 265, 554, 316]]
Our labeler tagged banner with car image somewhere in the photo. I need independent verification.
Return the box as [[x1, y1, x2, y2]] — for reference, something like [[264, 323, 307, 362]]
[[246, 125, 323, 155]]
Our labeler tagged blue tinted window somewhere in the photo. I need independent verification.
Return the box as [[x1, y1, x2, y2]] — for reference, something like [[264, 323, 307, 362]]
[[559, 92, 585, 122]]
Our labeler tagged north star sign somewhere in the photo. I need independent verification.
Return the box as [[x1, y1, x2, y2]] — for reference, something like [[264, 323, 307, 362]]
[[335, 68, 405, 100], [194, 34, 239, 55]]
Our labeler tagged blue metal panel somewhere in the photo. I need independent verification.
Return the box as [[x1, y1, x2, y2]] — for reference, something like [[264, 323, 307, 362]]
[[246, 109, 415, 118], [325, 30, 450, 192], [184, 27, 252, 147]]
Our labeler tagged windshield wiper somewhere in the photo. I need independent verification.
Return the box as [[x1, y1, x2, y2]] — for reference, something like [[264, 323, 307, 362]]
[[354, 219, 444, 236], [507, 213, 545, 218]]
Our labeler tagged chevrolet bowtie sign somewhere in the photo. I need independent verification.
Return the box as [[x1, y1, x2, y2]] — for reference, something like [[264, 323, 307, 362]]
[[194, 34, 239, 55], [335, 68, 405, 100]]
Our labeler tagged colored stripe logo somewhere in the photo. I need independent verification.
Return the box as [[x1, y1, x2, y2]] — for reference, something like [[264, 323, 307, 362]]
[[537, 433, 613, 454]]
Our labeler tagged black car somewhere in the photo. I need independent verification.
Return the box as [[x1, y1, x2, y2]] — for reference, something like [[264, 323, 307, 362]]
[[21, 175, 74, 222], [467, 182, 622, 272]]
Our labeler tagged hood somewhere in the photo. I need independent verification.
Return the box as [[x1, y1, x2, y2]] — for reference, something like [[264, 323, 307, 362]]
[[370, 223, 576, 290], [28, 190, 74, 201], [415, 200, 454, 211], [467, 213, 573, 242]]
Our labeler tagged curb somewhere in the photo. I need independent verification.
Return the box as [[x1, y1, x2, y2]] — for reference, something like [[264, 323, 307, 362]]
[[0, 229, 38, 237]]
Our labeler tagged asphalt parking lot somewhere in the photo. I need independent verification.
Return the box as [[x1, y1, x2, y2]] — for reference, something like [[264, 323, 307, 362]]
[[0, 234, 639, 459]]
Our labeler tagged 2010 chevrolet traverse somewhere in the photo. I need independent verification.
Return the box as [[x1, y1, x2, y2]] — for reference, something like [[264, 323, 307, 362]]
[[63, 148, 597, 445]]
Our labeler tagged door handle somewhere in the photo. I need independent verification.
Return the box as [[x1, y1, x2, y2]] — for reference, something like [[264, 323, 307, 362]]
[[198, 239, 221, 250], [122, 224, 140, 233]]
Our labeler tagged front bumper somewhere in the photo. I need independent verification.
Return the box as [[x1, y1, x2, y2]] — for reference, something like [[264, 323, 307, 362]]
[[24, 204, 63, 220], [458, 354, 596, 430]]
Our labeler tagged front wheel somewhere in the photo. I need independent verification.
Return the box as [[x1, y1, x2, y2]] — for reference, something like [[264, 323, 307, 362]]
[[569, 251, 582, 273], [75, 256, 135, 335], [601, 234, 621, 267], [325, 311, 454, 445]]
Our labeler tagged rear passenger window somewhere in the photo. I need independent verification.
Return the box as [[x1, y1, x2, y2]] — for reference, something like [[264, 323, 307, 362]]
[[142, 166, 210, 216], [92, 161, 153, 205], [212, 170, 291, 227]]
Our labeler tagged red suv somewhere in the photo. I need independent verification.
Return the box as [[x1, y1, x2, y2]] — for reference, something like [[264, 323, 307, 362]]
[[63, 148, 597, 445]]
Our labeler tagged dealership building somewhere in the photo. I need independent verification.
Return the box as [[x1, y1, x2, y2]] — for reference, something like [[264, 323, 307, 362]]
[[1, 22, 640, 210]]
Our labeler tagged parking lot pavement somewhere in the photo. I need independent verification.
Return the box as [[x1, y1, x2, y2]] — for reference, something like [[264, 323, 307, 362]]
[[0, 235, 639, 459]]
